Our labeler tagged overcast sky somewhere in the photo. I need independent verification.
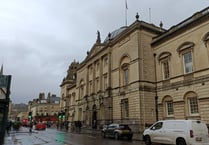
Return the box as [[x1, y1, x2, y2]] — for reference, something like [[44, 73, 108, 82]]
[[0, 0, 208, 104]]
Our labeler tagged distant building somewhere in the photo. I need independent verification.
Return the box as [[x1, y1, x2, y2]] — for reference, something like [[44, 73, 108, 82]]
[[9, 103, 28, 121], [28, 92, 60, 122]]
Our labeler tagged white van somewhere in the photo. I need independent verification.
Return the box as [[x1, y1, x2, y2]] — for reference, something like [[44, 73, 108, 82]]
[[143, 120, 209, 145]]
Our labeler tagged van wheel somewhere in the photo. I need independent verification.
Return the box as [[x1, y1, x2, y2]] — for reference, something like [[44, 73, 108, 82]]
[[176, 138, 186, 145], [102, 132, 106, 138], [114, 133, 119, 140], [144, 136, 151, 145]]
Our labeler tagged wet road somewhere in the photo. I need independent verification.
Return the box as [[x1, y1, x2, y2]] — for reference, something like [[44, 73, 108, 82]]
[[6, 127, 145, 145]]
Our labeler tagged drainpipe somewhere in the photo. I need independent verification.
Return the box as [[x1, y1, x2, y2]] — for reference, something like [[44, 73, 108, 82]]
[[153, 53, 158, 121]]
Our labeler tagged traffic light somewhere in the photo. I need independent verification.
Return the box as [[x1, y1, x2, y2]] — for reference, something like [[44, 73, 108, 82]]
[[28, 111, 32, 120], [58, 112, 66, 119], [58, 113, 62, 119], [62, 112, 65, 118]]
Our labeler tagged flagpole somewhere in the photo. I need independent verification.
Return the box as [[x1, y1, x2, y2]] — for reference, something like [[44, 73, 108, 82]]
[[125, 0, 128, 26]]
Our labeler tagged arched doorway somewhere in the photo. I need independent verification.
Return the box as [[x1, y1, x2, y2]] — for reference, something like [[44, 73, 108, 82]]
[[92, 104, 97, 129]]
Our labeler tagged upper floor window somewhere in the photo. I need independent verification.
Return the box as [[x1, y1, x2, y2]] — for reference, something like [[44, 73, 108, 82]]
[[103, 74, 108, 90], [183, 51, 193, 74], [123, 67, 129, 86], [177, 42, 194, 74], [95, 78, 99, 92], [203, 32, 209, 47], [120, 55, 131, 87], [96, 61, 100, 71], [162, 61, 170, 79], [121, 63, 129, 86], [103, 56, 108, 67], [79, 80, 85, 99], [158, 52, 171, 80], [90, 66, 93, 74], [89, 81, 93, 94]]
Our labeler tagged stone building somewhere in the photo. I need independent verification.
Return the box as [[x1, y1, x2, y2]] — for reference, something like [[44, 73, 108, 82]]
[[152, 7, 209, 123], [60, 7, 209, 133], [60, 13, 164, 132], [28, 92, 60, 122]]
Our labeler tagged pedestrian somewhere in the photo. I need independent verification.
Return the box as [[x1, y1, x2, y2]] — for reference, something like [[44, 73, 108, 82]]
[[78, 121, 82, 133], [56, 122, 59, 130], [65, 121, 69, 131], [6, 121, 12, 135], [29, 121, 33, 133]]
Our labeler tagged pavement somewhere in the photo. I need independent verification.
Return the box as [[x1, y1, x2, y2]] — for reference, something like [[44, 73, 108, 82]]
[[3, 127, 38, 145], [3, 127, 143, 145]]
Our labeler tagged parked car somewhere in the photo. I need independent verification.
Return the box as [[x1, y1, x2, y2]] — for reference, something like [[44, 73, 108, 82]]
[[21, 118, 28, 127], [35, 122, 46, 130], [143, 120, 209, 145], [101, 123, 133, 140]]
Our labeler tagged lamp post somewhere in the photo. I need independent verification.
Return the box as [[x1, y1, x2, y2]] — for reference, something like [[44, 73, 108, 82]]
[[0, 75, 12, 145]]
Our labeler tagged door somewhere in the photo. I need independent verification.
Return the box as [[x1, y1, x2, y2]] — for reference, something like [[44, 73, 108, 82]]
[[92, 104, 97, 129], [149, 122, 167, 144]]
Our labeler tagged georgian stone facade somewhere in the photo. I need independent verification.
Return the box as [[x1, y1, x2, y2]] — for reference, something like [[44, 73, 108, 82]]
[[60, 7, 209, 132], [153, 7, 209, 123]]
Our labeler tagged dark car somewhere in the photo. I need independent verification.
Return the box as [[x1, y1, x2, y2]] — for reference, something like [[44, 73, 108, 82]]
[[101, 123, 133, 140]]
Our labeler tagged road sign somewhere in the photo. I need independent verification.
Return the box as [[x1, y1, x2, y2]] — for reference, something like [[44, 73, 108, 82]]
[[0, 75, 10, 88]]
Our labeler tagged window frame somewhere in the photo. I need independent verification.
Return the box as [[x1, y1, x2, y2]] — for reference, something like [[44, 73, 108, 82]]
[[188, 97, 199, 116], [103, 74, 108, 90], [121, 63, 129, 86], [121, 99, 129, 118], [166, 101, 174, 117], [183, 51, 193, 74], [162, 60, 170, 80]]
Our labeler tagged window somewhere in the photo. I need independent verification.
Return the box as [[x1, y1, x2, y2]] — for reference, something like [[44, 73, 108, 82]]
[[96, 78, 99, 92], [203, 32, 209, 47], [188, 97, 199, 115], [79, 80, 85, 99], [166, 101, 174, 116], [123, 68, 129, 86], [96, 61, 100, 71], [103, 57, 108, 67], [162, 61, 170, 79], [103, 74, 108, 90], [183, 52, 193, 74], [80, 87, 84, 98], [163, 96, 173, 117], [158, 52, 171, 80], [177, 42, 194, 74], [90, 66, 93, 74], [89, 81, 93, 94], [185, 92, 199, 116], [121, 99, 129, 118], [151, 122, 163, 130], [121, 63, 129, 86]]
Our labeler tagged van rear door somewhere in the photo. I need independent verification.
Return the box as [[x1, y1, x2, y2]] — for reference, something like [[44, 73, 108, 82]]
[[191, 121, 209, 144]]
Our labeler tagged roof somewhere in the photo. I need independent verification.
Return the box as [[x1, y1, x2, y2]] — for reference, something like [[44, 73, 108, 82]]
[[104, 26, 128, 43], [152, 6, 209, 46]]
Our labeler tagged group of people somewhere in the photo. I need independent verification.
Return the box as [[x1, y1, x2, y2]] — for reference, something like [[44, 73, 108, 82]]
[[56, 121, 69, 131], [56, 121, 82, 132]]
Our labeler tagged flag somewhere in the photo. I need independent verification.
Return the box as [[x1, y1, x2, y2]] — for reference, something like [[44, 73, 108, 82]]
[[125, 0, 128, 9]]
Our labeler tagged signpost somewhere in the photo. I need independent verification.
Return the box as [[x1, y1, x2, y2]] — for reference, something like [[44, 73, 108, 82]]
[[0, 75, 12, 145]]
